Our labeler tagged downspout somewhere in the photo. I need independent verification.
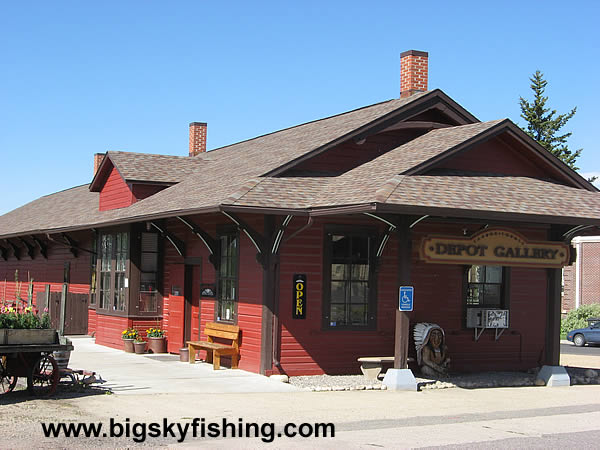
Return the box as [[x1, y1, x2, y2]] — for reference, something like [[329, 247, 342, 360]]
[[273, 216, 314, 370]]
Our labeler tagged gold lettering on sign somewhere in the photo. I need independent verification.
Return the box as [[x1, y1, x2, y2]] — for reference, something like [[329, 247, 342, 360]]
[[296, 283, 304, 315], [420, 228, 569, 268]]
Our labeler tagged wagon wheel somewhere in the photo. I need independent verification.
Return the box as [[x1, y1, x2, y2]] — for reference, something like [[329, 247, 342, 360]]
[[0, 356, 17, 394], [27, 354, 59, 397]]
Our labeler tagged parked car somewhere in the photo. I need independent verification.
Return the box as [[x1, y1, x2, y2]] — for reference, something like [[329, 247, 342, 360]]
[[567, 318, 600, 347]]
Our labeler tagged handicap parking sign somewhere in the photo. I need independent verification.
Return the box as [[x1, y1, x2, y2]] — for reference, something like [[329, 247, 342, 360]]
[[399, 286, 414, 311]]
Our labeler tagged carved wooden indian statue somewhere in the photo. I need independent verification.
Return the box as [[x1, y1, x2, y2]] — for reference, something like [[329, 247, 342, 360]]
[[414, 322, 451, 378]]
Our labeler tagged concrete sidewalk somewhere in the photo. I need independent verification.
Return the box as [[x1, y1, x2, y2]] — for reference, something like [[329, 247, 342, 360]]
[[67, 336, 300, 395]]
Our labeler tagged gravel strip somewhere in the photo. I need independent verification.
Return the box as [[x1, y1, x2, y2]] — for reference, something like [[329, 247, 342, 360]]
[[289, 369, 600, 392]]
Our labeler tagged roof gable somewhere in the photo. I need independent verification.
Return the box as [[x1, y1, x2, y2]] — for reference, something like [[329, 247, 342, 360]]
[[265, 89, 480, 177], [90, 151, 205, 192], [406, 120, 596, 191]]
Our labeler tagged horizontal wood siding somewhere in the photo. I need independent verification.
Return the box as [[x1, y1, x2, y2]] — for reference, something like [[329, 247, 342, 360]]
[[276, 218, 552, 375], [94, 314, 129, 349], [159, 214, 263, 371], [99, 165, 134, 211], [88, 308, 97, 334], [411, 223, 549, 371], [277, 216, 396, 375], [436, 136, 547, 177], [284, 130, 425, 176], [0, 231, 92, 310], [236, 216, 264, 373]]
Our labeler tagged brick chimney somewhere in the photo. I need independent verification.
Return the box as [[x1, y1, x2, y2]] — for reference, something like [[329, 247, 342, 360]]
[[400, 50, 428, 98], [93, 153, 105, 176], [189, 122, 207, 156]]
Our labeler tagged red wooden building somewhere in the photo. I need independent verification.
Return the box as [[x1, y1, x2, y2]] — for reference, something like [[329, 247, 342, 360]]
[[2, 50, 600, 376]]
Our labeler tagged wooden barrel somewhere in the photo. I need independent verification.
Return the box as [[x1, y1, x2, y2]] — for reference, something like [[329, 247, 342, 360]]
[[53, 350, 71, 369]]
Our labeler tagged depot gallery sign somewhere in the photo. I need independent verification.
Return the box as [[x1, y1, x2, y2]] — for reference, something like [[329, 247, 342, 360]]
[[420, 228, 570, 268]]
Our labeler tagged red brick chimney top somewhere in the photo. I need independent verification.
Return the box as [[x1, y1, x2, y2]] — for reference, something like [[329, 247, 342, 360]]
[[93, 153, 105, 176], [189, 122, 207, 157], [400, 50, 428, 98]]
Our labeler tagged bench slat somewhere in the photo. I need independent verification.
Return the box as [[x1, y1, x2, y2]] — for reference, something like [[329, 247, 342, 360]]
[[204, 329, 239, 340], [205, 322, 239, 333], [188, 322, 240, 370]]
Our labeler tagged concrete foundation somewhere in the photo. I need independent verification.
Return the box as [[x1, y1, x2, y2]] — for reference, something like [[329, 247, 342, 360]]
[[382, 368, 417, 391], [537, 365, 571, 387]]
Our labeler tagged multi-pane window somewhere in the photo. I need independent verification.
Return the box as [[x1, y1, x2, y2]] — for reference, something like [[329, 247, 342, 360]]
[[217, 233, 238, 322], [113, 233, 128, 311], [325, 233, 374, 329], [139, 232, 159, 313], [99, 234, 113, 310], [466, 265, 503, 307], [98, 231, 129, 313], [90, 235, 97, 306]]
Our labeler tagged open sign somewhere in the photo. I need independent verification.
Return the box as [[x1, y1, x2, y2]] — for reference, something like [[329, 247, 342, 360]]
[[293, 274, 307, 319]]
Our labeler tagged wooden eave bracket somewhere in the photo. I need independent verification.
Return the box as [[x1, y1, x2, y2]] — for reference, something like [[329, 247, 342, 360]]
[[45, 233, 94, 256], [222, 211, 268, 255], [222, 212, 292, 270], [4, 239, 21, 260], [150, 222, 186, 258], [32, 236, 48, 259], [176, 216, 219, 269], [0, 244, 7, 261], [18, 237, 35, 259], [62, 233, 79, 257]]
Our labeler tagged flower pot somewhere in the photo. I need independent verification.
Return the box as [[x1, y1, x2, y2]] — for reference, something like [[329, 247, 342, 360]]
[[148, 337, 167, 354], [179, 347, 189, 362], [134, 341, 147, 354], [123, 339, 135, 353]]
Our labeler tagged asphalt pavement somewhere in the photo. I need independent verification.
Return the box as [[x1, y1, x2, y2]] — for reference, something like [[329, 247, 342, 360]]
[[561, 341, 600, 357]]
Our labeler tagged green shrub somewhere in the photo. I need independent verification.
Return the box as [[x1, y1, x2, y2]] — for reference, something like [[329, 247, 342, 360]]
[[561, 303, 600, 335]]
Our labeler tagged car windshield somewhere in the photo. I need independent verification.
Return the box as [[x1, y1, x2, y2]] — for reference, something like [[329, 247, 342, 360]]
[[587, 318, 600, 328]]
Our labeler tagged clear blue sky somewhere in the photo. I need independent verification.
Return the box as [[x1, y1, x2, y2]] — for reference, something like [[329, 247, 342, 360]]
[[1, 1, 599, 215]]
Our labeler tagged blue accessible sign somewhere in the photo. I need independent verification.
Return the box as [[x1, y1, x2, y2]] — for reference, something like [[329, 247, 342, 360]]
[[399, 286, 414, 311]]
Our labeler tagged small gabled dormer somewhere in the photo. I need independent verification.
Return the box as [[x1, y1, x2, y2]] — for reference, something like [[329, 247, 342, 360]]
[[89, 123, 208, 211]]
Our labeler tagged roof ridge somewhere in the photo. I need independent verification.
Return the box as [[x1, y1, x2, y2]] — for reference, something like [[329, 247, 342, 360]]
[[108, 150, 197, 160], [41, 183, 91, 197], [204, 97, 420, 155], [375, 174, 406, 203]]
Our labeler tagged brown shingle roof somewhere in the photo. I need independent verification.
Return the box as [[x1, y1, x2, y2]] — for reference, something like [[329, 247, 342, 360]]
[[0, 185, 101, 238], [109, 92, 436, 216], [384, 173, 600, 221], [2, 90, 600, 238], [107, 151, 206, 184]]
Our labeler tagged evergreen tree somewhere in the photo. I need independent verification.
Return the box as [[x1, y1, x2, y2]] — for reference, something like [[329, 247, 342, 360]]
[[519, 70, 581, 170]]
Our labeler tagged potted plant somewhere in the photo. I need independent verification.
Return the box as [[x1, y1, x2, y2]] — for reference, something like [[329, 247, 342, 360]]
[[0, 304, 55, 345], [133, 337, 147, 354], [146, 327, 167, 353], [122, 328, 138, 353]]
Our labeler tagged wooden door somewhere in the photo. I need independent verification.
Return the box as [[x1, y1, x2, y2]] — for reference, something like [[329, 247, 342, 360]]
[[184, 262, 201, 345], [64, 292, 89, 335]]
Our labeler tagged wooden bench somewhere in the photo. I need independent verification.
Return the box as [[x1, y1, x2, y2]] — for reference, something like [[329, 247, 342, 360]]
[[358, 356, 415, 380], [187, 322, 240, 370]]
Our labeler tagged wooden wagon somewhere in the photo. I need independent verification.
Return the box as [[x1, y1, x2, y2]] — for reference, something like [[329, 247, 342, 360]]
[[0, 329, 73, 397]]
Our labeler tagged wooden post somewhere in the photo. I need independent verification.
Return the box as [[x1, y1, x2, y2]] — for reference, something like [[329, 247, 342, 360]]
[[545, 226, 563, 366], [260, 216, 276, 375], [545, 266, 562, 366], [59, 283, 67, 336], [394, 218, 412, 369]]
